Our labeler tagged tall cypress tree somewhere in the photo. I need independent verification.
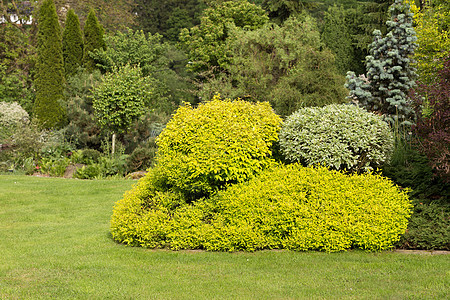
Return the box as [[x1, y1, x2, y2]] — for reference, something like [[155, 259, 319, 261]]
[[83, 9, 105, 71], [33, 0, 66, 129], [63, 9, 83, 78]]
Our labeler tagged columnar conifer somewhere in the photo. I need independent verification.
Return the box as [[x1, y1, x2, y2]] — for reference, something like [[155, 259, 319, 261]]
[[33, 0, 66, 128], [63, 9, 83, 78], [83, 9, 106, 71]]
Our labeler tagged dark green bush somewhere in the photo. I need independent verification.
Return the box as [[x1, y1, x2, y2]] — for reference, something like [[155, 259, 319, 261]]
[[110, 164, 412, 252], [126, 139, 157, 172], [396, 199, 450, 250], [279, 104, 394, 173]]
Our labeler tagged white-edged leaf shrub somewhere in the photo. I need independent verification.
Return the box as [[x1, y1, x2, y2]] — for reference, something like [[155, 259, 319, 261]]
[[279, 104, 394, 172]]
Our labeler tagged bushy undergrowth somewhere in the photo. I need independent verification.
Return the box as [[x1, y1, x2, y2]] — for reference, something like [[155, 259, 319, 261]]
[[111, 164, 412, 252], [279, 104, 394, 173], [396, 199, 449, 250], [155, 95, 282, 199]]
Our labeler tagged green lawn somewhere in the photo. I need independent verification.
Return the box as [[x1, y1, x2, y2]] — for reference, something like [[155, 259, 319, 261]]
[[0, 175, 448, 299]]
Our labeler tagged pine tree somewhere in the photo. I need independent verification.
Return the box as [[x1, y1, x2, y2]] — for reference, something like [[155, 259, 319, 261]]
[[63, 9, 83, 78], [83, 9, 106, 71], [33, 0, 66, 129], [346, 0, 417, 125]]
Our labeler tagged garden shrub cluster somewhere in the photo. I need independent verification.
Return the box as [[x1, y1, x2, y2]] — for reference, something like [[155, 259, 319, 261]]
[[111, 163, 412, 252], [279, 104, 394, 172], [111, 99, 412, 252], [155, 95, 282, 199]]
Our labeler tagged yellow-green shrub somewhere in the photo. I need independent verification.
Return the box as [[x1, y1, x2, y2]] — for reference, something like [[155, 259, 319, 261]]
[[155, 95, 282, 198], [111, 163, 412, 252]]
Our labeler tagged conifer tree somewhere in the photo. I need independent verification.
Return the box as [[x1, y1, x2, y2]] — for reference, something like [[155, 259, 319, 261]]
[[33, 0, 66, 128], [63, 9, 83, 78], [346, 0, 417, 125], [83, 9, 106, 71]]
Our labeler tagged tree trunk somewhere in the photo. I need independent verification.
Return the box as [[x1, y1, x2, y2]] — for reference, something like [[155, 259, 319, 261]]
[[112, 132, 116, 155]]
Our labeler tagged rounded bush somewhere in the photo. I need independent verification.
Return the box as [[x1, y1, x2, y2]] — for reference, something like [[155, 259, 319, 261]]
[[156, 95, 282, 198], [0, 101, 29, 128], [279, 104, 394, 172], [110, 163, 412, 252]]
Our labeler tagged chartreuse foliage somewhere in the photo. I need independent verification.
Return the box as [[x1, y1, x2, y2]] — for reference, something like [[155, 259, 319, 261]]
[[111, 164, 412, 252], [33, 0, 66, 129], [279, 104, 394, 173], [156, 95, 282, 198], [405, 0, 450, 83]]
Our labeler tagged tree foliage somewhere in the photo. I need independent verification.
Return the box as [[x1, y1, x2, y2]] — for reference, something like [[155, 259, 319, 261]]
[[133, 0, 206, 41], [321, 4, 363, 75], [405, 0, 450, 83], [33, 0, 66, 129], [92, 64, 160, 136], [83, 8, 105, 71], [199, 15, 347, 116], [62, 9, 83, 78], [53, 0, 135, 31], [179, 0, 269, 72], [346, 0, 417, 125], [90, 28, 166, 75]]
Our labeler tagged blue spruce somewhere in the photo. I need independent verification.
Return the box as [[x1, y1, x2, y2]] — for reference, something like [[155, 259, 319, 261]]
[[345, 0, 417, 125]]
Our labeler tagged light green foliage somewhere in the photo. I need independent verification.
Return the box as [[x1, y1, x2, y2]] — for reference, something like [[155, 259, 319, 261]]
[[179, 0, 269, 72], [90, 28, 195, 111], [346, 0, 417, 125], [405, 0, 450, 82], [200, 15, 347, 116], [156, 95, 282, 198], [33, 0, 66, 129], [83, 9, 105, 71], [279, 104, 394, 172], [62, 9, 83, 78], [90, 28, 166, 75], [92, 64, 160, 135], [111, 163, 412, 252]]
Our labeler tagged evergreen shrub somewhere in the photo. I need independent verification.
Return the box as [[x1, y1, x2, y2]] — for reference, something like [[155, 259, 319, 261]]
[[155, 95, 282, 199], [396, 199, 449, 250], [279, 104, 394, 172], [110, 164, 412, 252]]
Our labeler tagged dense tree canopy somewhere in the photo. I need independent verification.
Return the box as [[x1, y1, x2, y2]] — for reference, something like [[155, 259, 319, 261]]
[[179, 0, 269, 72], [199, 15, 347, 116]]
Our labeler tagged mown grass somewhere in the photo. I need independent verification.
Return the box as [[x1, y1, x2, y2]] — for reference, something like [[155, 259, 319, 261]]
[[0, 175, 448, 299]]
